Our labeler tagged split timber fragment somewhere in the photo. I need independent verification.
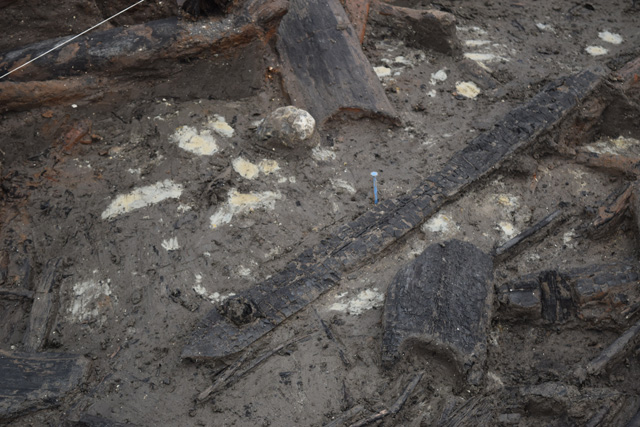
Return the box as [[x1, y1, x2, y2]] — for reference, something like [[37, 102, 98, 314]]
[[275, 0, 396, 124], [368, 1, 461, 55], [493, 209, 564, 261], [0, 0, 287, 112], [0, 351, 88, 421], [182, 68, 603, 361], [585, 319, 640, 376], [381, 240, 493, 383], [23, 258, 60, 352], [497, 263, 640, 326]]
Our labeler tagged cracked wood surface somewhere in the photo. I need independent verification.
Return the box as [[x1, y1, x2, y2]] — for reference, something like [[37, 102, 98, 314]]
[[182, 68, 604, 361]]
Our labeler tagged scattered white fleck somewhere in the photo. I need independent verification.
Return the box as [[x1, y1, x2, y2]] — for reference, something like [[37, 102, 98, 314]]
[[177, 204, 192, 213], [464, 39, 491, 47], [430, 69, 447, 85], [288, 176, 296, 183], [208, 115, 235, 138], [210, 189, 283, 228], [259, 159, 280, 174], [328, 288, 385, 315], [496, 194, 519, 208], [237, 266, 252, 277], [422, 213, 457, 234], [585, 46, 608, 56], [563, 230, 577, 248], [193, 284, 235, 303], [128, 168, 141, 175], [427, 90, 437, 98], [161, 237, 180, 251], [456, 81, 481, 99], [69, 278, 112, 324], [598, 31, 623, 45], [498, 221, 517, 238], [71, 104, 78, 108], [393, 56, 413, 66], [331, 179, 357, 195], [536, 23, 552, 31], [312, 146, 337, 162], [463, 52, 508, 62], [374, 66, 392, 78], [171, 126, 219, 156], [232, 157, 260, 180], [102, 180, 183, 220]]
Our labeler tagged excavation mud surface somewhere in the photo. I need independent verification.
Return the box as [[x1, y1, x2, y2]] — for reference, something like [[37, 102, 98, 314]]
[[1, 1, 640, 426]]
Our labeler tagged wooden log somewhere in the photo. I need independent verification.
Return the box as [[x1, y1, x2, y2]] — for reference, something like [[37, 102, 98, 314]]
[[0, 350, 88, 421], [23, 258, 61, 352], [497, 263, 640, 326], [493, 209, 564, 261], [368, 1, 461, 55], [182, 68, 603, 361], [587, 184, 633, 239], [576, 151, 640, 178], [339, 0, 371, 44], [0, 0, 287, 82], [275, 0, 396, 124], [586, 319, 640, 375], [382, 240, 493, 384]]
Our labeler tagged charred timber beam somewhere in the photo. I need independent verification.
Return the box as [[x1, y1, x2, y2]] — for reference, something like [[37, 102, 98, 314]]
[[0, 0, 287, 82], [182, 68, 603, 361]]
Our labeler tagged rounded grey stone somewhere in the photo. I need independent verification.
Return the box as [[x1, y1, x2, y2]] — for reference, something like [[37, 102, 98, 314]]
[[256, 106, 316, 147]]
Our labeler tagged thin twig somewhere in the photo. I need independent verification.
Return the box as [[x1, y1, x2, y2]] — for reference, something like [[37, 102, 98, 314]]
[[197, 351, 250, 403], [324, 405, 365, 427], [349, 372, 424, 427]]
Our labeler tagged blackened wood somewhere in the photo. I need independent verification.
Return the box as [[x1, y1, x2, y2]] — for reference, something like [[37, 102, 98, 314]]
[[586, 319, 640, 375], [493, 209, 563, 260], [368, 1, 460, 55], [23, 258, 61, 352], [275, 0, 396, 124], [382, 240, 493, 380], [0, 0, 287, 82], [0, 351, 88, 421], [587, 184, 633, 239], [497, 263, 640, 325], [183, 68, 603, 361]]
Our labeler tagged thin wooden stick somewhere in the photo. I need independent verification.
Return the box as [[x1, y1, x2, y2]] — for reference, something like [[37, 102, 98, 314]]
[[349, 372, 423, 427]]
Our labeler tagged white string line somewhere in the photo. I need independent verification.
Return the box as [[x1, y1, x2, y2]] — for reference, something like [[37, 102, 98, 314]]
[[0, 0, 146, 80]]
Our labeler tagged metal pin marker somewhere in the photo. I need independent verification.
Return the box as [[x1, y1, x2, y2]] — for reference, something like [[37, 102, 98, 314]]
[[371, 171, 379, 204]]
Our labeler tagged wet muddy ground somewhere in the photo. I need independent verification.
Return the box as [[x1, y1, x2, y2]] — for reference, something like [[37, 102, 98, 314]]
[[1, 0, 640, 426]]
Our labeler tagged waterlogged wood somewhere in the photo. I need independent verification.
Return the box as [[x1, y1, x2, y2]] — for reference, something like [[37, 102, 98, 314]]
[[0, 0, 287, 82], [276, 0, 396, 124], [493, 209, 563, 260], [382, 241, 493, 382], [23, 258, 61, 352], [497, 263, 640, 325], [0, 351, 88, 420], [586, 319, 640, 375], [183, 68, 603, 361]]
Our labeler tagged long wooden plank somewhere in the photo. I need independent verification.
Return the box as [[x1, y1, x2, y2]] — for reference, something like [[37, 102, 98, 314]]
[[0, 351, 88, 421], [182, 68, 604, 361], [275, 0, 396, 124]]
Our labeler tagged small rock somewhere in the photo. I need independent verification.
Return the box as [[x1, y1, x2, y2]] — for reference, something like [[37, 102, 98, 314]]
[[256, 106, 316, 147]]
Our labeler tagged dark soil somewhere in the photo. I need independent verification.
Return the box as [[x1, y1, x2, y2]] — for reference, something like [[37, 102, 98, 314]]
[[1, 0, 640, 426]]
